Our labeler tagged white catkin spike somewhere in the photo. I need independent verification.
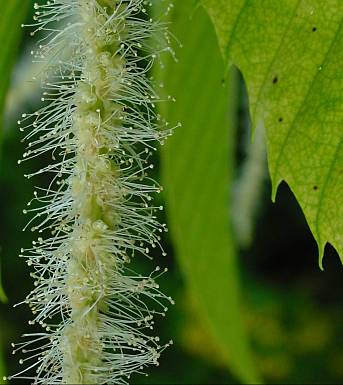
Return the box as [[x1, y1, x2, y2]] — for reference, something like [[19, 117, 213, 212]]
[[11, 1, 174, 384]]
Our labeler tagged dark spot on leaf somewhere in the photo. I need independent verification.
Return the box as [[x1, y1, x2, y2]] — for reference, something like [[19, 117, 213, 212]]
[[313, 185, 318, 191], [278, 117, 283, 122], [312, 26, 317, 32], [272, 76, 278, 84]]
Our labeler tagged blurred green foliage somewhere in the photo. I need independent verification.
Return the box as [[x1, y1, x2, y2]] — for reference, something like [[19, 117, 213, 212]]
[[0, 0, 30, 381], [0, 0, 30, 135], [0, 1, 342, 385], [156, 2, 259, 383]]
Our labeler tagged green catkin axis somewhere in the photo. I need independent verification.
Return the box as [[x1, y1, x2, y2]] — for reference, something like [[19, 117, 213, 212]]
[[62, 4, 121, 382], [8, 1, 174, 384]]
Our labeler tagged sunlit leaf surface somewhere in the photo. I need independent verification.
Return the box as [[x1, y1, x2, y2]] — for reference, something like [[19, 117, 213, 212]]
[[202, 0, 343, 267]]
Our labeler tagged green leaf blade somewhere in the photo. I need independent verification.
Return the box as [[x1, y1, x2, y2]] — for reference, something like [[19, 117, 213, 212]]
[[158, 3, 260, 383], [202, 0, 343, 267]]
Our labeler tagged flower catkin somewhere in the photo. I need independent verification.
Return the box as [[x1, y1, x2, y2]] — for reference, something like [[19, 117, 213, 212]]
[[8, 1, 174, 384]]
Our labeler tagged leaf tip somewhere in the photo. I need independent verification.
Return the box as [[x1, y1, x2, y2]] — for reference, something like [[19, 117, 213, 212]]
[[271, 179, 281, 203], [318, 254, 324, 271], [317, 241, 326, 271]]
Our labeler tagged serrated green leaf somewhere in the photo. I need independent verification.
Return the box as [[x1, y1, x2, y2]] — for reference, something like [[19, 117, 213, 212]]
[[202, 0, 343, 268], [157, 3, 260, 383]]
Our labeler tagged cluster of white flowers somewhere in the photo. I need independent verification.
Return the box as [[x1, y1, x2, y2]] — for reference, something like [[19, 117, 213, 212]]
[[6, 1, 175, 384]]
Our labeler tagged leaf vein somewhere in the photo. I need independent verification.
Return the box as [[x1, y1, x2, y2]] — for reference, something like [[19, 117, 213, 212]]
[[273, 18, 343, 188], [252, 0, 302, 121]]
